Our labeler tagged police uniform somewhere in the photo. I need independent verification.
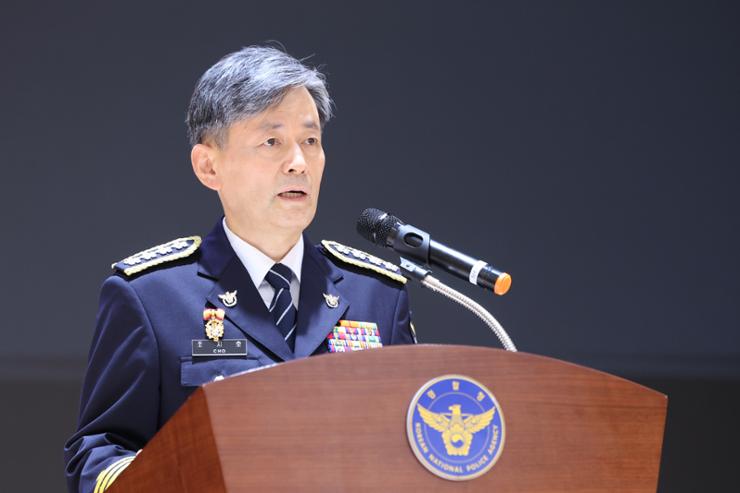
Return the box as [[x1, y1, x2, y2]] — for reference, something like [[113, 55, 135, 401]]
[[64, 220, 416, 493]]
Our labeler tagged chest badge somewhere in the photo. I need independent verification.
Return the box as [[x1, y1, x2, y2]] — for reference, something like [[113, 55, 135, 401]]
[[218, 290, 238, 308], [203, 308, 225, 342], [323, 293, 339, 309]]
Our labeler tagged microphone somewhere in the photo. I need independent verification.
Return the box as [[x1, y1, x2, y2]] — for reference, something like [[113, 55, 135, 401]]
[[356, 208, 512, 295]]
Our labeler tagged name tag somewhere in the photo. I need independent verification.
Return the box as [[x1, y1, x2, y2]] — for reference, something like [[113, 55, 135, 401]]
[[192, 339, 248, 357]]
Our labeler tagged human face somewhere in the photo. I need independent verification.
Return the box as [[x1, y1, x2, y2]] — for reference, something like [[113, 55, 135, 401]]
[[213, 87, 325, 243]]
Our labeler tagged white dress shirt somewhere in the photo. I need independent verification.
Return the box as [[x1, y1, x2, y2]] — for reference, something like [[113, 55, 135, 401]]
[[222, 218, 302, 309]]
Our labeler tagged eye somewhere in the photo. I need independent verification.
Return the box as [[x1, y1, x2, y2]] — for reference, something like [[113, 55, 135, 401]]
[[264, 137, 278, 147], [305, 137, 319, 145]]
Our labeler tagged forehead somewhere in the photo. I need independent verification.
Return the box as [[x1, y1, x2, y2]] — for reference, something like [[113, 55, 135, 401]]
[[249, 87, 320, 129]]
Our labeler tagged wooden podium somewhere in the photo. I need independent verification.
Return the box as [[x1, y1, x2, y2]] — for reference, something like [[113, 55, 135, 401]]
[[109, 345, 666, 492]]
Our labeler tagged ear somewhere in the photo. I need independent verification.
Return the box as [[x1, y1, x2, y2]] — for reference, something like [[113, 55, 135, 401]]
[[191, 143, 221, 191]]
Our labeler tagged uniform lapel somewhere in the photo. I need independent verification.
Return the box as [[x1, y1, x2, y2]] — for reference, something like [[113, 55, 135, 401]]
[[294, 238, 349, 358], [198, 221, 293, 362]]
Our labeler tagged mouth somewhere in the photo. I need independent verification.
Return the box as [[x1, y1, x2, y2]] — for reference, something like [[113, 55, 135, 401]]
[[277, 189, 308, 200]]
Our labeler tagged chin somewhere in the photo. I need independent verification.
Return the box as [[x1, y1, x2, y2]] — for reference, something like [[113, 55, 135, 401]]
[[275, 212, 315, 233]]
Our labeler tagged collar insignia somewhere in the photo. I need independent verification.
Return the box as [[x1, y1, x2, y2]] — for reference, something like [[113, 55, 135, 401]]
[[323, 293, 339, 308], [218, 290, 238, 308]]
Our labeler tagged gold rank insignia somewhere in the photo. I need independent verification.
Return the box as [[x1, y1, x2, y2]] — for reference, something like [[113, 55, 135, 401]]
[[321, 240, 406, 284], [203, 308, 225, 342], [112, 236, 201, 276]]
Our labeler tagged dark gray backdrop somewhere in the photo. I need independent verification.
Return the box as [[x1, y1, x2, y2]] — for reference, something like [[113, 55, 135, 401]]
[[2, 1, 737, 491]]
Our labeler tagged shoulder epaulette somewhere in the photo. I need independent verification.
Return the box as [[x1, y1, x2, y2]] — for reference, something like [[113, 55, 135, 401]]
[[321, 240, 406, 284], [112, 236, 201, 276]]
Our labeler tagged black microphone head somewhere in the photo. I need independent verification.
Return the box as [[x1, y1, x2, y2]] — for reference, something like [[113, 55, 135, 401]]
[[356, 208, 402, 246]]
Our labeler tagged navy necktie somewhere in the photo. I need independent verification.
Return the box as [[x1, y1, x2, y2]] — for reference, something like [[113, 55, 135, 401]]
[[265, 263, 297, 352]]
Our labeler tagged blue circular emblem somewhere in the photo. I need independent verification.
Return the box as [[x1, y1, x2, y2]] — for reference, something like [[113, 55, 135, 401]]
[[406, 374, 505, 481]]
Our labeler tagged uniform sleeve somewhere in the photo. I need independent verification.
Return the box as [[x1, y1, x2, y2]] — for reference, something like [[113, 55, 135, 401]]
[[390, 286, 417, 345], [64, 275, 161, 493]]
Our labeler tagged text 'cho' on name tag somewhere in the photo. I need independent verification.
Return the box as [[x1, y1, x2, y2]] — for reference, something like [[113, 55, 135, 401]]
[[192, 339, 248, 357]]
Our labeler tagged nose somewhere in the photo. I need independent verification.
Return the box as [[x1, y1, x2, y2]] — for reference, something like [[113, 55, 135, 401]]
[[285, 142, 307, 174]]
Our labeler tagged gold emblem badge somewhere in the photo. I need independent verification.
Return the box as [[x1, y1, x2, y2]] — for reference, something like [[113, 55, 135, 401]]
[[417, 403, 496, 456], [407, 375, 505, 481], [203, 308, 225, 342], [218, 290, 238, 308]]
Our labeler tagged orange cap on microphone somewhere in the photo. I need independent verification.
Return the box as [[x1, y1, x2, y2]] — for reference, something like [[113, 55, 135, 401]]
[[494, 273, 512, 295]]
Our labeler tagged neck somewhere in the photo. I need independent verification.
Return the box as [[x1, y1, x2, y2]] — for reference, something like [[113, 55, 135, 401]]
[[224, 216, 301, 262]]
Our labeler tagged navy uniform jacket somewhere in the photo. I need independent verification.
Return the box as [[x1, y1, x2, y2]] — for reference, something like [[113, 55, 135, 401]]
[[64, 221, 415, 493]]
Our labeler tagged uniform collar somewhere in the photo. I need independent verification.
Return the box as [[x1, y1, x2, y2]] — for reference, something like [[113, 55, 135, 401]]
[[221, 218, 303, 288], [197, 218, 348, 362]]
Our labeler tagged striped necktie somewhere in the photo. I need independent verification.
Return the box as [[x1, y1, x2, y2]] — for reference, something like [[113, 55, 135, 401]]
[[265, 263, 297, 352]]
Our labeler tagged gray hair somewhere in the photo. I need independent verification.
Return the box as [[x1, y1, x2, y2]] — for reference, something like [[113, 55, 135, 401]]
[[186, 45, 333, 147]]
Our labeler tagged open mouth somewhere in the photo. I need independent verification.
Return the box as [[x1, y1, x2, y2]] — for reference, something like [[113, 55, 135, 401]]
[[278, 190, 307, 198]]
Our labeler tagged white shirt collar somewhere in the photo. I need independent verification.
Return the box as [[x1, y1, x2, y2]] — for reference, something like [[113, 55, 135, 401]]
[[222, 218, 304, 291]]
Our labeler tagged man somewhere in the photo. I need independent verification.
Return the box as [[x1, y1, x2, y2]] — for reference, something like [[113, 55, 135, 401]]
[[64, 45, 416, 493]]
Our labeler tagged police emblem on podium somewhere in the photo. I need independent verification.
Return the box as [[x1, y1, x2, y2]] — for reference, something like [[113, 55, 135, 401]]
[[406, 375, 505, 481]]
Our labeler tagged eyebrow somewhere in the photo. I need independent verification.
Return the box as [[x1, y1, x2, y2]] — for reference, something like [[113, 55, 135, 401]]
[[258, 120, 320, 131]]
